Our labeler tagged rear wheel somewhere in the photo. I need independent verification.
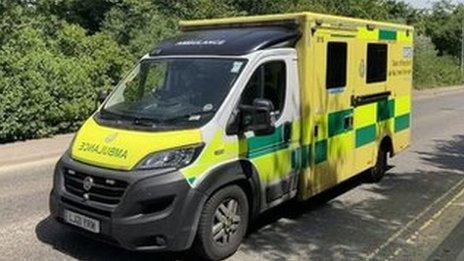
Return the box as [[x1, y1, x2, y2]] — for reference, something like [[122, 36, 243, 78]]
[[194, 185, 249, 260], [366, 145, 388, 183]]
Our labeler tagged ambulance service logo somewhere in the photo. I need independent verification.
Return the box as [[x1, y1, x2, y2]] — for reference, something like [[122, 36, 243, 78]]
[[105, 133, 118, 144]]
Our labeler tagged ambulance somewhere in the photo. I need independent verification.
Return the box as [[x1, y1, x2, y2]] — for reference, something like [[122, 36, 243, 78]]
[[49, 12, 413, 260]]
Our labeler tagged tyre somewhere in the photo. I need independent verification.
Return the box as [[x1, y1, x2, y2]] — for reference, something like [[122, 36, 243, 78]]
[[366, 145, 388, 183], [194, 185, 249, 261]]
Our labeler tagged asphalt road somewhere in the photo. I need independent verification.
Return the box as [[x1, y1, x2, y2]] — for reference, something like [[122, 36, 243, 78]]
[[1, 89, 464, 260]]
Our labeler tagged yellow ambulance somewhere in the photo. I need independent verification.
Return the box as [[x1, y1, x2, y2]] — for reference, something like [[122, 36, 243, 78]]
[[49, 12, 413, 260]]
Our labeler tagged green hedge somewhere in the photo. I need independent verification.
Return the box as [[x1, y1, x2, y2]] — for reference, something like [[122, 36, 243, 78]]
[[0, 22, 131, 142], [414, 35, 464, 89]]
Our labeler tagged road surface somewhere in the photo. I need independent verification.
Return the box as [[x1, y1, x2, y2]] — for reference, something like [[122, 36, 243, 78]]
[[1, 88, 464, 260]]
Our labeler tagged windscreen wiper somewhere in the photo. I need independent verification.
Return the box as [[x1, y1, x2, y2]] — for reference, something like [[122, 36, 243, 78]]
[[132, 116, 161, 127], [163, 110, 217, 122], [98, 109, 163, 128], [98, 109, 137, 124]]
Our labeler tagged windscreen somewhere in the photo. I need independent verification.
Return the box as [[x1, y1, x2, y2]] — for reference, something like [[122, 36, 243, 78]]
[[99, 58, 246, 130]]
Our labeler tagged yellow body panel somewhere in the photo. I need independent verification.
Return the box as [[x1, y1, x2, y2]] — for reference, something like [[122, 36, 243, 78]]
[[358, 28, 379, 41], [182, 13, 410, 199], [355, 104, 377, 128], [180, 12, 413, 31], [71, 119, 202, 171], [397, 31, 414, 44], [395, 95, 412, 116], [181, 130, 246, 184], [252, 149, 293, 184]]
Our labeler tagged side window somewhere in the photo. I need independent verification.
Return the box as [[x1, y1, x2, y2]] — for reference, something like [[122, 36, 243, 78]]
[[241, 61, 287, 115], [367, 43, 388, 83], [326, 42, 347, 89]]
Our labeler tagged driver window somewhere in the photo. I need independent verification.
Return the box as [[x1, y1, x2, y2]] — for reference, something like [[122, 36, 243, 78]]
[[240, 61, 287, 117]]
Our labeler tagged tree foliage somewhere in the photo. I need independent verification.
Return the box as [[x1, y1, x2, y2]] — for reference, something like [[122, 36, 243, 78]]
[[0, 0, 463, 142], [414, 35, 463, 89], [423, 0, 464, 57]]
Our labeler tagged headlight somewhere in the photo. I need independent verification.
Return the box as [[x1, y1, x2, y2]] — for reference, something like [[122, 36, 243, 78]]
[[136, 145, 203, 170]]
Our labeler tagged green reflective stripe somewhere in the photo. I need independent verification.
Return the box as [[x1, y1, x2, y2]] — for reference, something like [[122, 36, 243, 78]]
[[247, 99, 409, 166], [247, 125, 283, 159], [377, 99, 395, 122], [247, 126, 283, 151], [379, 30, 397, 40], [248, 143, 288, 159], [356, 124, 377, 148], [291, 148, 302, 170], [395, 113, 410, 132], [187, 177, 196, 185], [301, 144, 311, 168], [315, 140, 327, 164], [328, 109, 353, 137], [247, 125, 290, 159]]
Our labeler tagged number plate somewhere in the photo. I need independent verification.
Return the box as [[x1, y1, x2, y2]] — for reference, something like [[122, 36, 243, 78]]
[[64, 210, 100, 233]]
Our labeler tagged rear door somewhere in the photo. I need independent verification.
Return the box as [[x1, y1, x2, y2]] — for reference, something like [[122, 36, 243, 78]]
[[353, 42, 391, 173]]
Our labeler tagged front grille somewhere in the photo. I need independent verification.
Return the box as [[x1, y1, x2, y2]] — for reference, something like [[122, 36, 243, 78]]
[[61, 197, 112, 217], [63, 169, 129, 205]]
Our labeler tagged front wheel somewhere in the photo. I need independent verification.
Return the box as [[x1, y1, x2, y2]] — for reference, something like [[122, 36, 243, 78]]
[[194, 185, 249, 260]]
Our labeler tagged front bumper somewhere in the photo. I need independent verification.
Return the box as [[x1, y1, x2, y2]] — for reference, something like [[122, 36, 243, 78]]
[[49, 152, 207, 251]]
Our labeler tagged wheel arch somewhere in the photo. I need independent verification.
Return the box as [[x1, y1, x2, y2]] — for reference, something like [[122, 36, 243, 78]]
[[194, 159, 262, 220], [380, 135, 394, 157]]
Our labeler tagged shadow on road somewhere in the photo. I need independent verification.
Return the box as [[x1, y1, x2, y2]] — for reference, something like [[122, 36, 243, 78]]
[[418, 135, 464, 174], [35, 135, 464, 260]]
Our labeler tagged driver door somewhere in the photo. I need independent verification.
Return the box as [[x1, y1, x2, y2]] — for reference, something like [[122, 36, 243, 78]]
[[239, 56, 300, 206]]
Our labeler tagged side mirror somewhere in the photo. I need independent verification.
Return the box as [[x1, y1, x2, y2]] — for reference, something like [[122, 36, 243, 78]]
[[240, 98, 276, 136]]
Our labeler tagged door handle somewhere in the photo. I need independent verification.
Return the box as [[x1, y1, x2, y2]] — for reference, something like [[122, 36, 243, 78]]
[[283, 122, 292, 142], [344, 115, 354, 130]]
